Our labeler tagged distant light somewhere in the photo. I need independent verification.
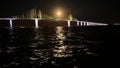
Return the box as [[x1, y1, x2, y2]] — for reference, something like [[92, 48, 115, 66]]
[[54, 8, 63, 18], [57, 11, 62, 16]]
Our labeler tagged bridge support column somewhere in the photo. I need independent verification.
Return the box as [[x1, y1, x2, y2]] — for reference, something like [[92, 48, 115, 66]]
[[86, 22, 88, 26], [80, 21, 83, 26], [77, 21, 79, 26], [68, 20, 71, 27], [10, 19, 13, 28], [83, 22, 86, 26], [35, 19, 39, 28]]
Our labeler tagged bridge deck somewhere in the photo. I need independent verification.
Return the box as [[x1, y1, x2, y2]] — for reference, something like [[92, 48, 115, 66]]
[[0, 18, 108, 28]]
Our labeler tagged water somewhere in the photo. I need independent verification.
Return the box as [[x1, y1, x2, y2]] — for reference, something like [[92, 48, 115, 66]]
[[0, 26, 120, 68]]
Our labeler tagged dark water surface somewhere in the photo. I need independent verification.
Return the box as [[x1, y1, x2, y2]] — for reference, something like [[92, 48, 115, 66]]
[[0, 26, 120, 68]]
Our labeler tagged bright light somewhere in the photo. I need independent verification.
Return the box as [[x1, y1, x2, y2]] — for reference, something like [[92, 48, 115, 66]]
[[54, 8, 63, 18], [57, 11, 62, 16], [52, 7, 66, 19]]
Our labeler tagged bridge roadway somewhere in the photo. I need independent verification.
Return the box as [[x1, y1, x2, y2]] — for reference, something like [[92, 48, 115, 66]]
[[0, 18, 108, 28]]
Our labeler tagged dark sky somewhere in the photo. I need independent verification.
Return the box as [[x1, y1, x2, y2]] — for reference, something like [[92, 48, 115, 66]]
[[0, 0, 119, 23]]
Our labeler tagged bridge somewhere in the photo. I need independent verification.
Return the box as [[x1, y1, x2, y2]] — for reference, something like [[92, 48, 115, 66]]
[[0, 8, 108, 28], [0, 18, 108, 28]]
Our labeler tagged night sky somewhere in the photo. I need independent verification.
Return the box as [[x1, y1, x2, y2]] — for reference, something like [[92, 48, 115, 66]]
[[0, 0, 119, 23]]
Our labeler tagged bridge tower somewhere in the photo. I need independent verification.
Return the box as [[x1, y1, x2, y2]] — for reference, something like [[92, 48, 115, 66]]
[[68, 14, 73, 21], [38, 10, 42, 19]]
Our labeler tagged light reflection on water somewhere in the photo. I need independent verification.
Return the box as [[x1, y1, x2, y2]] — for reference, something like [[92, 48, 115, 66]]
[[0, 26, 114, 68], [53, 26, 72, 58]]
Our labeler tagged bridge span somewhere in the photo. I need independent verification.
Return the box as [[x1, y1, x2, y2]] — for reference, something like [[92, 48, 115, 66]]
[[0, 18, 108, 28]]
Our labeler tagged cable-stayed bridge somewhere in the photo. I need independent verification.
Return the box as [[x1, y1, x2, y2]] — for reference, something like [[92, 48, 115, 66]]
[[0, 8, 108, 28], [0, 18, 108, 28]]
